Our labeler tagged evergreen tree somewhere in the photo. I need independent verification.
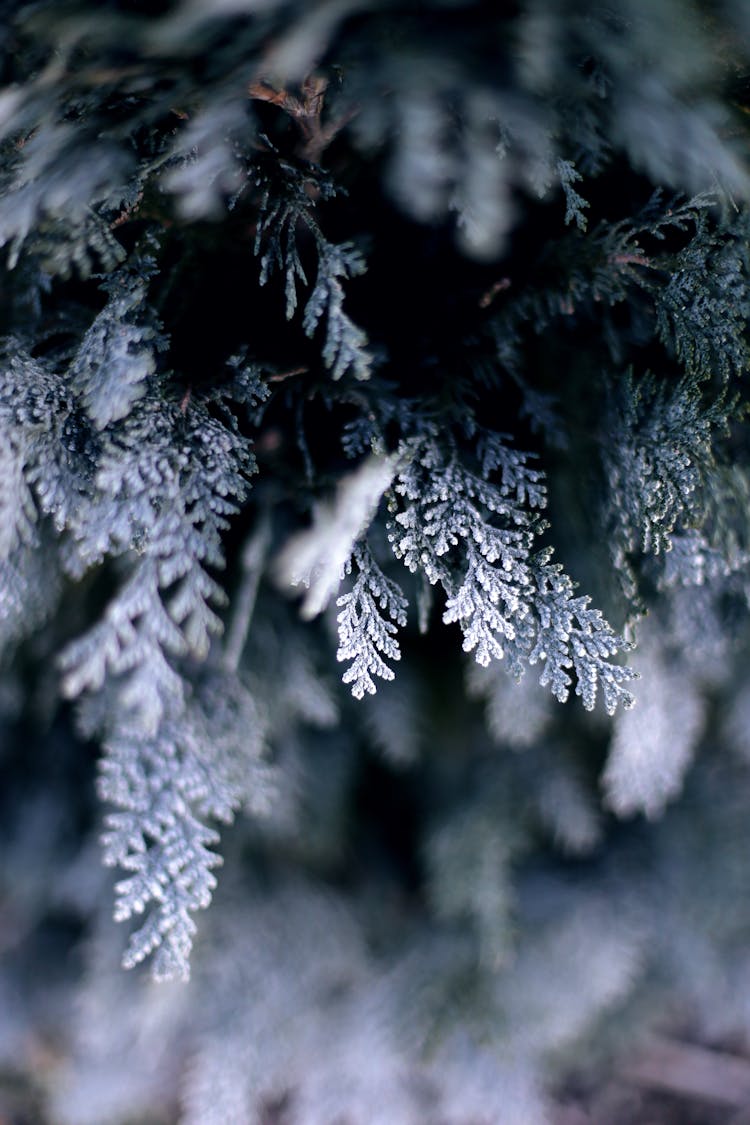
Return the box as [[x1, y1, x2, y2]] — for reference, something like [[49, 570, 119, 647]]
[[3, 1, 750, 1121]]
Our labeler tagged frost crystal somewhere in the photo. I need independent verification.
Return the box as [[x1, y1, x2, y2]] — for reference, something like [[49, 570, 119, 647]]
[[254, 163, 372, 380], [389, 436, 635, 712], [336, 541, 408, 698], [276, 452, 397, 619]]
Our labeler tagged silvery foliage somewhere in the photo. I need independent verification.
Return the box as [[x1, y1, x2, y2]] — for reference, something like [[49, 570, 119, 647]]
[[603, 629, 705, 819], [180, 884, 414, 1125], [276, 452, 397, 620], [4, 2, 750, 1118], [653, 207, 750, 385], [387, 433, 635, 713], [556, 157, 590, 231], [326, 430, 635, 710], [0, 344, 82, 641], [0, 245, 271, 978], [274, 453, 406, 698], [466, 659, 553, 750], [602, 368, 737, 605], [69, 245, 166, 430], [360, 665, 424, 765], [34, 752, 750, 1125], [251, 161, 372, 380], [336, 540, 409, 699], [425, 797, 524, 968], [604, 371, 717, 558], [90, 670, 270, 981], [48, 872, 645, 1125], [56, 377, 268, 978]]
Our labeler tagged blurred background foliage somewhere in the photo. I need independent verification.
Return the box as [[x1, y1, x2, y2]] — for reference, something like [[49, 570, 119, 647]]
[[3, 1, 750, 1122]]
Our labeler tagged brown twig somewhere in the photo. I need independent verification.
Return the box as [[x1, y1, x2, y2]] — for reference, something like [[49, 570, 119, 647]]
[[248, 73, 358, 164], [611, 252, 653, 268], [110, 188, 144, 229], [267, 366, 309, 383], [479, 277, 511, 308], [620, 1036, 750, 1109]]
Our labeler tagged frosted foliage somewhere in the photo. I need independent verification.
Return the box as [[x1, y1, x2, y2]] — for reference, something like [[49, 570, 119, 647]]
[[303, 241, 372, 380], [181, 885, 417, 1125], [60, 560, 187, 728], [383, 79, 592, 260], [288, 1016, 418, 1125], [50, 912, 187, 1125], [604, 371, 726, 580], [0, 349, 83, 642], [13, 336, 256, 599], [182, 882, 632, 1125], [666, 584, 733, 680], [0, 348, 78, 535], [69, 249, 162, 429], [276, 452, 396, 619], [616, 77, 750, 200], [391, 436, 634, 712], [498, 895, 643, 1056], [557, 158, 589, 231], [165, 102, 247, 219], [453, 95, 513, 260], [336, 540, 408, 698], [254, 164, 372, 380], [275, 648, 339, 731], [430, 1046, 549, 1125], [96, 674, 270, 981], [0, 122, 133, 270], [0, 544, 58, 648], [654, 210, 750, 385], [467, 659, 552, 748], [52, 376, 262, 978], [426, 806, 522, 967], [378, 886, 644, 1123], [389, 90, 456, 223], [361, 669, 422, 765], [603, 637, 705, 819], [7, 1, 750, 1119], [659, 530, 729, 589], [0, 435, 35, 561], [181, 1045, 255, 1125], [533, 752, 602, 855], [54, 1057, 169, 1125]]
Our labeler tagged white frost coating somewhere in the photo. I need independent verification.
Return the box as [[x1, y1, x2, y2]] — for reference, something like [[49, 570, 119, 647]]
[[603, 633, 705, 819], [467, 660, 552, 749], [275, 451, 397, 619], [336, 541, 408, 698], [391, 435, 635, 712]]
